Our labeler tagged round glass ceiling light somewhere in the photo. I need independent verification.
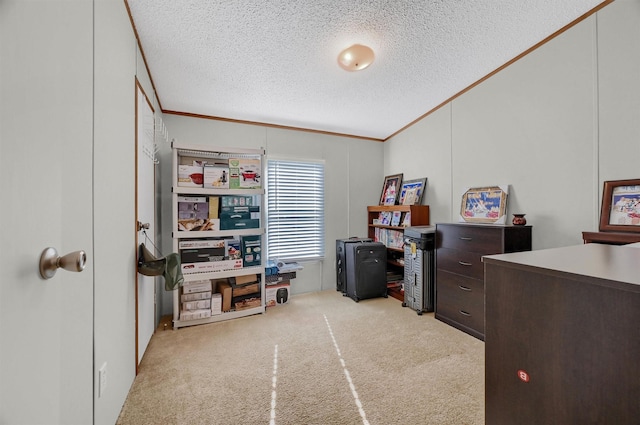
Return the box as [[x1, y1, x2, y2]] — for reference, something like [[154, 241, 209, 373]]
[[337, 44, 375, 72]]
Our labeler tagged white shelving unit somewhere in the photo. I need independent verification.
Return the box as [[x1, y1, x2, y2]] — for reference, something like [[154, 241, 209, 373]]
[[171, 141, 266, 329]]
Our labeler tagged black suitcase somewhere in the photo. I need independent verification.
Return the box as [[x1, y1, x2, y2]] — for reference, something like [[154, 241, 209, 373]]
[[336, 237, 372, 293], [344, 242, 387, 302]]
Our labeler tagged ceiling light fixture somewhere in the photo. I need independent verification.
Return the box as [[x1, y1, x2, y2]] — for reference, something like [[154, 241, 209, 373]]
[[337, 44, 375, 72]]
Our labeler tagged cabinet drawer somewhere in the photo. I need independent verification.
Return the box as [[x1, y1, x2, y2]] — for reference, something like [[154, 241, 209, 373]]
[[436, 247, 484, 280], [436, 272, 484, 335], [437, 224, 503, 253], [435, 296, 484, 336], [436, 270, 484, 311]]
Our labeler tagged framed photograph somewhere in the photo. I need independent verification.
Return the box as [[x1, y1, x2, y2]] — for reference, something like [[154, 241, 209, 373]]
[[399, 178, 427, 205], [379, 173, 403, 206], [459, 185, 509, 224], [599, 179, 640, 232]]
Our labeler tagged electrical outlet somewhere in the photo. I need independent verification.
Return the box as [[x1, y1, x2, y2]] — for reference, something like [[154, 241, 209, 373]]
[[99, 362, 107, 397]]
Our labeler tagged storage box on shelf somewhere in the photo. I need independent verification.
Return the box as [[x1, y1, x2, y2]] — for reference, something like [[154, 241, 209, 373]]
[[172, 142, 266, 329], [366, 205, 430, 301]]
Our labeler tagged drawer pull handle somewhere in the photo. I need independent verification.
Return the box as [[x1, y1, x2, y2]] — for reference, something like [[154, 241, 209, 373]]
[[459, 310, 471, 317], [458, 285, 471, 291], [458, 261, 472, 266], [459, 237, 472, 241]]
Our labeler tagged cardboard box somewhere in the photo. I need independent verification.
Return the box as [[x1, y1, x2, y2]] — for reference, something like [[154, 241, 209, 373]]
[[203, 164, 230, 189], [265, 282, 290, 307], [234, 297, 261, 311], [181, 291, 212, 302], [211, 293, 222, 315], [180, 247, 225, 263], [180, 308, 212, 321], [234, 274, 258, 285], [221, 195, 253, 207], [181, 262, 216, 274], [228, 158, 261, 189], [232, 282, 260, 298], [177, 218, 219, 232], [240, 235, 262, 267], [179, 239, 226, 250], [178, 165, 204, 187], [209, 196, 220, 219], [220, 205, 260, 214], [216, 281, 232, 312], [182, 280, 212, 294], [220, 218, 260, 230], [182, 298, 211, 311], [177, 196, 208, 220], [212, 259, 243, 272], [225, 239, 241, 259]]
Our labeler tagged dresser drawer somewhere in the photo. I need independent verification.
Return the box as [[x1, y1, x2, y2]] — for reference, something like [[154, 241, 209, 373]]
[[435, 296, 484, 337], [437, 224, 503, 253], [436, 247, 484, 280], [436, 270, 484, 311]]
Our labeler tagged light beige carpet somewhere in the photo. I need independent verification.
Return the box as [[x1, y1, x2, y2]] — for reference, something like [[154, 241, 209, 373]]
[[117, 290, 485, 424]]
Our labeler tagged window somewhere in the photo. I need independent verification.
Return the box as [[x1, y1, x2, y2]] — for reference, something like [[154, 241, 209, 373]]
[[266, 159, 325, 261]]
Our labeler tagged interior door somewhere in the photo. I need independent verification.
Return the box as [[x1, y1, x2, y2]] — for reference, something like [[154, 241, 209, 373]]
[[136, 84, 157, 367], [0, 1, 94, 423]]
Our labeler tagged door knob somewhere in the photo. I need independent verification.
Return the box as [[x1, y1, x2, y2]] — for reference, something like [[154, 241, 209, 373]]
[[39, 247, 87, 280]]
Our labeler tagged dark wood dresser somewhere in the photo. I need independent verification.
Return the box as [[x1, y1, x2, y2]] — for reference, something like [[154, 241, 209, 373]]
[[435, 223, 532, 340], [483, 244, 640, 425]]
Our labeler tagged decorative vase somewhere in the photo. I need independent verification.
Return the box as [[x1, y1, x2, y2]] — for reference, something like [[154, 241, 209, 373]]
[[512, 214, 527, 226]]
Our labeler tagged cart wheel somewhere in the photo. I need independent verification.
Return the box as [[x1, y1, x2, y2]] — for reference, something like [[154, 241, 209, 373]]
[[402, 302, 407, 307], [417, 310, 423, 316], [383, 294, 388, 298]]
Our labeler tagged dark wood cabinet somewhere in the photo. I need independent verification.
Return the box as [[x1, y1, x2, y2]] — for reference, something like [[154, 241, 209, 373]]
[[483, 244, 640, 425], [435, 223, 532, 340]]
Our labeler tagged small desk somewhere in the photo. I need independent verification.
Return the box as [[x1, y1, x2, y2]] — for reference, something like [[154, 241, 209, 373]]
[[582, 231, 640, 245]]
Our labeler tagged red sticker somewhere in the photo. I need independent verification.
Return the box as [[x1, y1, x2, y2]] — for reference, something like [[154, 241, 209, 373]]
[[517, 369, 530, 383]]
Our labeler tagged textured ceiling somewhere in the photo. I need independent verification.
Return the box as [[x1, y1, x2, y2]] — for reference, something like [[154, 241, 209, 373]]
[[127, 0, 607, 140]]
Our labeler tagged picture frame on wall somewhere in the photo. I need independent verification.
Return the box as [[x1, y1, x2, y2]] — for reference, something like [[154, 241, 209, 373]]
[[399, 178, 427, 205], [459, 185, 509, 224], [599, 179, 640, 233], [379, 173, 403, 206]]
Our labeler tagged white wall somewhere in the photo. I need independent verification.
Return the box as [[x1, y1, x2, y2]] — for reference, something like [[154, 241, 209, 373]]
[[157, 117, 384, 315], [94, 0, 154, 424], [386, 0, 640, 250]]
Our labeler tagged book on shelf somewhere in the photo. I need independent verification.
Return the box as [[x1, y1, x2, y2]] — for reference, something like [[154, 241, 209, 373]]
[[390, 211, 402, 226], [374, 228, 404, 249], [401, 211, 411, 227]]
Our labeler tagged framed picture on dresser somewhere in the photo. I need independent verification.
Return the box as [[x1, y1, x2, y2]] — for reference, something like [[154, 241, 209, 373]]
[[459, 185, 509, 224], [599, 179, 640, 232]]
